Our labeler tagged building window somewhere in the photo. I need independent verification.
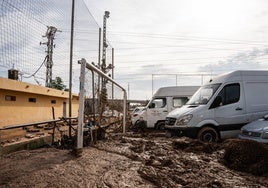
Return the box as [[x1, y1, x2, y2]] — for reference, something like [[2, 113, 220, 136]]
[[28, 98, 36, 103], [5, 95, 16, 101], [51, 100, 56, 104]]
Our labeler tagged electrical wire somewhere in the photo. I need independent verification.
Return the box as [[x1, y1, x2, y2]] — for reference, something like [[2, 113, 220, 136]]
[[108, 31, 268, 46], [22, 55, 47, 78]]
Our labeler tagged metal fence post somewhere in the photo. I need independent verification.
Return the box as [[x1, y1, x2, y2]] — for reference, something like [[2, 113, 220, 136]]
[[76, 58, 86, 155]]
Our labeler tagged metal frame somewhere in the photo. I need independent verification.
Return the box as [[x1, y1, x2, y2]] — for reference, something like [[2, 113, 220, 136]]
[[76, 58, 127, 150]]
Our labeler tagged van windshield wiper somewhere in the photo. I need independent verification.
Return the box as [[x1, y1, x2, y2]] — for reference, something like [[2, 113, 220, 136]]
[[188, 104, 198, 108]]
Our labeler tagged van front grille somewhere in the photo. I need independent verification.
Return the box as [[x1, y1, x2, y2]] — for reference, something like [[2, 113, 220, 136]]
[[165, 117, 176, 126]]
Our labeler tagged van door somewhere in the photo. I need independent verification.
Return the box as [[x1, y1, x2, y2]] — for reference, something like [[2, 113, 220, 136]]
[[146, 97, 168, 128], [211, 83, 247, 131]]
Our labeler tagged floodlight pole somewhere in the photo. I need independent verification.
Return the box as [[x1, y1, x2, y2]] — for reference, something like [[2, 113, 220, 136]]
[[99, 11, 110, 123], [101, 11, 110, 74]]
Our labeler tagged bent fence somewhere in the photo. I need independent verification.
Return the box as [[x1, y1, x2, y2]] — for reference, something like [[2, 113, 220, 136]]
[[76, 58, 127, 150]]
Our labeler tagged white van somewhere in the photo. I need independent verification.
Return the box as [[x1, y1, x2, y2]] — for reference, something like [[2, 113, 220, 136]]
[[136, 86, 199, 129], [165, 70, 268, 142]]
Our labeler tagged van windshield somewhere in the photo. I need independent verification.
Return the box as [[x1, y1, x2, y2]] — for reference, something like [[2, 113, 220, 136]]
[[186, 83, 221, 105]]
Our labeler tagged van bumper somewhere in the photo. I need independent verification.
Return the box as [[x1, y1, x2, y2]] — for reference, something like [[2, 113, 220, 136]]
[[165, 125, 199, 138]]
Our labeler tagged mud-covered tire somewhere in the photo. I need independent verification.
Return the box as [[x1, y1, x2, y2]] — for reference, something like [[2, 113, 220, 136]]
[[132, 120, 146, 132], [134, 120, 140, 127], [156, 122, 165, 130], [197, 126, 219, 142]]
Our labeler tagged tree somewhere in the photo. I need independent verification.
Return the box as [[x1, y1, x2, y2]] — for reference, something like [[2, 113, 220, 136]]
[[51, 76, 66, 91]]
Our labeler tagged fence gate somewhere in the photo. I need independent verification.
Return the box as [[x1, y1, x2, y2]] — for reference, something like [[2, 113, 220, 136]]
[[76, 58, 127, 152]]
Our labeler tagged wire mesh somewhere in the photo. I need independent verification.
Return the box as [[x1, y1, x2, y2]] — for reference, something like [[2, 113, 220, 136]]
[[80, 59, 126, 133], [0, 0, 113, 94]]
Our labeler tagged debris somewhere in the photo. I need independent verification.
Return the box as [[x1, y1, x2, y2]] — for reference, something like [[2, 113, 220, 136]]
[[35, 124, 44, 128], [36, 132, 45, 136], [26, 129, 40, 133], [25, 134, 34, 138], [0, 132, 267, 187]]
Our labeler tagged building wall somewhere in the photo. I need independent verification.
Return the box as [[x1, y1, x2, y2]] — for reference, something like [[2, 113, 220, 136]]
[[0, 77, 79, 127]]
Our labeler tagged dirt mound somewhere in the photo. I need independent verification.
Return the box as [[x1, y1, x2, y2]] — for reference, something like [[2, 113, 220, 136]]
[[222, 139, 268, 176]]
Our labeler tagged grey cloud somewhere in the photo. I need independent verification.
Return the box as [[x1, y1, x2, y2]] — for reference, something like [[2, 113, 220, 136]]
[[198, 47, 268, 73]]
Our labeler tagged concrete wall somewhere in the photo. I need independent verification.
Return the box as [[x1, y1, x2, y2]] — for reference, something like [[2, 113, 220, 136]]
[[0, 77, 79, 127]]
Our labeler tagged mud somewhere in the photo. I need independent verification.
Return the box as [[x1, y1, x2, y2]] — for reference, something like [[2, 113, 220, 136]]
[[1, 132, 268, 188], [222, 139, 268, 176]]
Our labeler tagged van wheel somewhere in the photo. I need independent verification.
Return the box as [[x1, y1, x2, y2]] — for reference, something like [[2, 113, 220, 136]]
[[130, 120, 139, 130], [197, 127, 219, 142], [156, 122, 165, 130]]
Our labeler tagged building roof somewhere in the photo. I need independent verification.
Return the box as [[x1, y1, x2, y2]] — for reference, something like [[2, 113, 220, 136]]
[[0, 77, 70, 98]]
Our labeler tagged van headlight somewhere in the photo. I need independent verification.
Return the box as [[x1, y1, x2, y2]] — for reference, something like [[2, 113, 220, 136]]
[[262, 131, 268, 139], [176, 114, 193, 126]]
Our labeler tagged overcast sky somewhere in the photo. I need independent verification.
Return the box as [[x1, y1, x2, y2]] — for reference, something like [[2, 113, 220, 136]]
[[83, 0, 268, 100], [1, 0, 268, 100]]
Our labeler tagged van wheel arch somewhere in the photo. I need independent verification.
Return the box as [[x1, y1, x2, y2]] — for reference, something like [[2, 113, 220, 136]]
[[197, 125, 220, 142], [155, 121, 165, 130]]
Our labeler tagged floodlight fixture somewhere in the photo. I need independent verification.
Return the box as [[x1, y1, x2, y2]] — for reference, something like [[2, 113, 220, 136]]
[[104, 11, 110, 18]]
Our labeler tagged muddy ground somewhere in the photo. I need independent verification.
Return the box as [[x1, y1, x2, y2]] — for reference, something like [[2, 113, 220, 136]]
[[0, 131, 268, 188]]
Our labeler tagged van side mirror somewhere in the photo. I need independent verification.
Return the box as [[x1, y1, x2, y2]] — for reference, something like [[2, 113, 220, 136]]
[[149, 103, 155, 109], [209, 96, 222, 109]]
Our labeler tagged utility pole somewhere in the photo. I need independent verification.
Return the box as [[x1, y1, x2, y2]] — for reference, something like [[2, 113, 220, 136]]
[[41, 26, 61, 88]]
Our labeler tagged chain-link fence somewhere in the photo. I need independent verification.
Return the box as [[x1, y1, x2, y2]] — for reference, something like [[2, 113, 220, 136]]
[[0, 0, 114, 95], [0, 1, 120, 151]]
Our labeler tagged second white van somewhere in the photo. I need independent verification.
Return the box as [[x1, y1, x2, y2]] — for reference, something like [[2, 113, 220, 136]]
[[135, 86, 199, 129], [165, 70, 268, 142]]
